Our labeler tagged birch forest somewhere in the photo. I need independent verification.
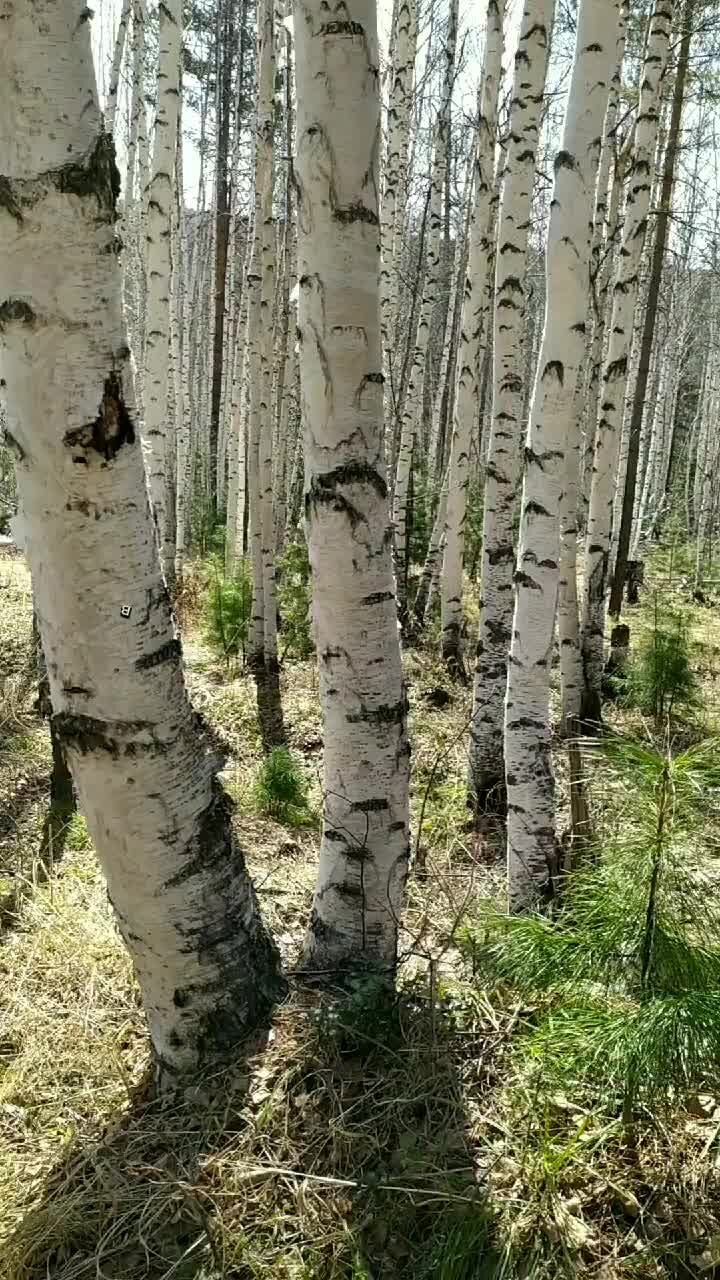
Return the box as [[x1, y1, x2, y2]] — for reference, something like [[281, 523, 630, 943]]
[[5, 0, 720, 1275]]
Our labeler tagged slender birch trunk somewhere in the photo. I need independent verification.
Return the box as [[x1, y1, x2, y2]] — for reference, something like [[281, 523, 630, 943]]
[[440, 1, 505, 673], [143, 0, 183, 586], [580, 0, 674, 722], [505, 0, 620, 911], [392, 0, 458, 625], [609, 0, 693, 615], [294, 0, 411, 972], [105, 0, 131, 139], [381, 0, 417, 353], [0, 0, 281, 1077], [246, 0, 284, 748], [467, 0, 553, 811]]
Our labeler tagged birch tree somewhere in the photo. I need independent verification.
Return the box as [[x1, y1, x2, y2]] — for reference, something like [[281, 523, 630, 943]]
[[294, 0, 411, 971], [392, 0, 458, 625], [0, 0, 282, 1078], [505, 0, 620, 911], [440, 0, 505, 673], [580, 0, 674, 722], [467, 0, 552, 811], [143, 0, 183, 585]]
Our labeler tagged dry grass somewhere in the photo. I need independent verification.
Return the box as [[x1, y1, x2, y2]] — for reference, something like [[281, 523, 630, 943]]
[[2, 553, 720, 1278]]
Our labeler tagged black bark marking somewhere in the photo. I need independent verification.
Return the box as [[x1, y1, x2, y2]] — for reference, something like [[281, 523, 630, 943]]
[[554, 150, 576, 172], [360, 590, 394, 606], [332, 201, 379, 227], [0, 299, 36, 329], [0, 176, 23, 223], [63, 371, 135, 461], [350, 798, 389, 812], [54, 712, 153, 758], [346, 699, 405, 726], [318, 20, 365, 36], [542, 359, 564, 385], [57, 132, 121, 213], [134, 638, 182, 670]]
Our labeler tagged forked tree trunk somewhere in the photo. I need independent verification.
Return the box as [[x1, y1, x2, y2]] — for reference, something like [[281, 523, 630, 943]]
[[505, 0, 620, 911], [143, 0, 183, 586], [467, 0, 552, 811], [580, 0, 674, 723], [0, 0, 282, 1077], [440, 0, 505, 674], [294, 0, 411, 973]]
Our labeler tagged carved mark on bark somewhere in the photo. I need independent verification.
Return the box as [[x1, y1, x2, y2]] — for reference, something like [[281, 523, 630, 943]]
[[135, 638, 182, 670]]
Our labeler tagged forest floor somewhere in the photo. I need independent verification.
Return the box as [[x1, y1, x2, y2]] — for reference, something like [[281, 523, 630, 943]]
[[2, 549, 720, 1279]]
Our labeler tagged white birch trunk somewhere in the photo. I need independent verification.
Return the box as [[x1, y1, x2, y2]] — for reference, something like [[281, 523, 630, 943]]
[[105, 0, 131, 139], [467, 0, 553, 809], [381, 0, 417, 351], [440, 0, 505, 671], [392, 0, 458, 624], [294, 0, 411, 971], [580, 0, 674, 721], [142, 0, 183, 585], [0, 0, 281, 1076], [505, 0, 620, 910]]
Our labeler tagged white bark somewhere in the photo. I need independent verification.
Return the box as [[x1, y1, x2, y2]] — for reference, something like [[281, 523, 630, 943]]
[[381, 0, 417, 352], [142, 0, 183, 585], [468, 0, 553, 808], [294, 0, 411, 971], [581, 0, 674, 720], [105, 0, 131, 139], [440, 0, 505, 670], [392, 0, 458, 624], [0, 0, 281, 1075], [505, 0, 620, 910]]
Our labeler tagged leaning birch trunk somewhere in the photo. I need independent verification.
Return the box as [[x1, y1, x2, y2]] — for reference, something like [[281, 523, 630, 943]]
[[440, 0, 505, 673], [294, 0, 411, 971], [0, 0, 281, 1077], [580, 0, 674, 723], [392, 0, 458, 626], [505, 0, 620, 911], [142, 0, 183, 586], [467, 0, 552, 812]]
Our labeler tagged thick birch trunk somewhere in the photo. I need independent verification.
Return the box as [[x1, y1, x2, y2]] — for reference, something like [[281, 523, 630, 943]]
[[468, 0, 552, 811], [142, 0, 183, 585], [505, 0, 620, 911], [0, 0, 281, 1077], [294, 0, 411, 972], [580, 0, 674, 722], [440, 0, 505, 673]]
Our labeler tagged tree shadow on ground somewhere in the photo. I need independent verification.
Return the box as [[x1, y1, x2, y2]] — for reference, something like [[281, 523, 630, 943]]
[[2, 985, 516, 1280]]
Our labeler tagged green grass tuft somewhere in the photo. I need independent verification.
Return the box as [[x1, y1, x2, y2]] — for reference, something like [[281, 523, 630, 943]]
[[253, 747, 312, 825]]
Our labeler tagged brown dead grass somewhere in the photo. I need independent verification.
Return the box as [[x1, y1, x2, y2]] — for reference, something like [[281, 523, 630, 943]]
[[2, 555, 720, 1278]]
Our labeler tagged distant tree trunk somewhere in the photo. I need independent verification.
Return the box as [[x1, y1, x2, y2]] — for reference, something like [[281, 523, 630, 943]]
[[210, 0, 236, 514], [392, 0, 458, 626], [248, 0, 284, 750], [143, 0, 183, 587], [580, 0, 674, 723], [0, 0, 282, 1078], [294, 0, 411, 973], [440, 0, 505, 674], [468, 0, 552, 811], [505, 0, 620, 911], [105, 0, 131, 138], [609, 0, 692, 617]]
